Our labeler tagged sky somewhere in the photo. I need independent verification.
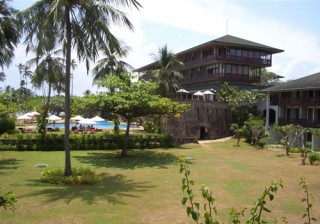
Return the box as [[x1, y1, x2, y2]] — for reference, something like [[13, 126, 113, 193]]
[[2, 0, 320, 96]]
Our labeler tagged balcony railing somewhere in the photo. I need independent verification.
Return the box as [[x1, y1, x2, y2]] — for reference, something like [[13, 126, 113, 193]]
[[278, 118, 320, 128], [180, 73, 260, 85], [177, 54, 271, 70], [278, 97, 320, 107]]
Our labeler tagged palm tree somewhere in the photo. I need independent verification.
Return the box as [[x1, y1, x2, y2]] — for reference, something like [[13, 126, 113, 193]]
[[148, 45, 183, 98], [18, 0, 141, 176], [92, 42, 133, 85], [16, 63, 33, 90], [0, 0, 20, 68], [0, 72, 5, 82], [27, 47, 66, 135]]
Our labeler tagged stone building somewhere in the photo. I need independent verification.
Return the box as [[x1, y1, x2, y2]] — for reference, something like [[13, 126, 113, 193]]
[[135, 35, 283, 142]]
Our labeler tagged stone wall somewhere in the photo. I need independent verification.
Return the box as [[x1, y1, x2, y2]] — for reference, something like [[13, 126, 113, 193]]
[[161, 100, 231, 142]]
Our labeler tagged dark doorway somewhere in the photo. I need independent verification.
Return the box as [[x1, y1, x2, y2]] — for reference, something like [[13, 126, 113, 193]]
[[200, 127, 206, 140], [269, 109, 276, 125]]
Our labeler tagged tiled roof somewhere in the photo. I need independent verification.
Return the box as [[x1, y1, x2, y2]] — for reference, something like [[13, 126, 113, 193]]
[[134, 35, 283, 72], [178, 35, 283, 55], [262, 72, 320, 92]]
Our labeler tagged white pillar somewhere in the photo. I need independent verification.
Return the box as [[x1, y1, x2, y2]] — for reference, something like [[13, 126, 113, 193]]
[[265, 92, 270, 130]]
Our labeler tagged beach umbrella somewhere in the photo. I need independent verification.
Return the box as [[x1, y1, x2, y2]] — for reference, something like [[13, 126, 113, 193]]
[[25, 111, 40, 117], [177, 88, 189, 93], [71, 115, 85, 121], [193, 91, 204, 96], [47, 114, 62, 121], [78, 118, 97, 125], [17, 114, 33, 120], [90, 116, 105, 122], [203, 90, 214, 95], [193, 91, 204, 100]]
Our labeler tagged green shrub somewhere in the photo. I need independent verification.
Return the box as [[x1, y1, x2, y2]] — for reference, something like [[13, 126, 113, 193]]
[[0, 191, 17, 212], [290, 147, 301, 153], [257, 139, 266, 149], [0, 118, 15, 134], [41, 167, 103, 185], [308, 152, 320, 165]]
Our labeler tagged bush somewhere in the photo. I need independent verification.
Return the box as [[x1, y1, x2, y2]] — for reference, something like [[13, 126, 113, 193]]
[[308, 152, 320, 165], [290, 147, 301, 153], [0, 118, 15, 134], [257, 139, 266, 149], [41, 167, 103, 185], [0, 191, 17, 212]]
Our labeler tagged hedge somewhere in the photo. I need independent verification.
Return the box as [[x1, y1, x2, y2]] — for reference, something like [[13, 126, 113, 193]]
[[0, 133, 174, 151]]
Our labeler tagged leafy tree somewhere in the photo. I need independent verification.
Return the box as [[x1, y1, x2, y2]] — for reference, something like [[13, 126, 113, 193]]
[[144, 45, 183, 98], [218, 82, 264, 126], [258, 68, 283, 87], [273, 124, 294, 156], [243, 115, 268, 148], [95, 73, 188, 156], [230, 123, 244, 147], [0, 0, 20, 68], [18, 0, 142, 176]]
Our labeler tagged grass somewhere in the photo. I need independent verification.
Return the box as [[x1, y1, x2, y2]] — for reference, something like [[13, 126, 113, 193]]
[[0, 139, 320, 223]]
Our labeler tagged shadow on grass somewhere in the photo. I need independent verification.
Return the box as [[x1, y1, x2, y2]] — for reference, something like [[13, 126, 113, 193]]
[[21, 173, 155, 205], [0, 158, 21, 174], [73, 150, 179, 169]]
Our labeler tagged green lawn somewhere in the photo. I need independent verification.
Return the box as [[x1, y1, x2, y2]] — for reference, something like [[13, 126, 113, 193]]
[[1, 139, 320, 223]]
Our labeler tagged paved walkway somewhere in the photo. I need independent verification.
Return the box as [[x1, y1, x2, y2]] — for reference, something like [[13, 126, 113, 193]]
[[198, 136, 233, 144]]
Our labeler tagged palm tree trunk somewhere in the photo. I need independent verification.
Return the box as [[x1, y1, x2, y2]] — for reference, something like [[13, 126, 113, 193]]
[[64, 9, 72, 176], [121, 118, 131, 157]]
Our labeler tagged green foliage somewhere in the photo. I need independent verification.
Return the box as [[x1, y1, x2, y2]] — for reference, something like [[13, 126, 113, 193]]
[[0, 190, 17, 212], [243, 115, 268, 148], [41, 167, 103, 185], [230, 123, 244, 146], [0, 133, 173, 151], [247, 179, 283, 223], [179, 157, 220, 224], [308, 152, 320, 165], [179, 157, 286, 224], [300, 177, 317, 224], [218, 83, 264, 126], [142, 117, 161, 134], [0, 118, 15, 134]]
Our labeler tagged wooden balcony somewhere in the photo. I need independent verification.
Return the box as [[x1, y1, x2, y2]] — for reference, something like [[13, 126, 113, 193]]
[[177, 55, 271, 70], [278, 118, 320, 128], [180, 73, 260, 85], [278, 97, 320, 107]]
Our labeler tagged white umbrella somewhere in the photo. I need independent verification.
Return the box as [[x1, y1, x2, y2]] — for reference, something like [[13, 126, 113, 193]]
[[203, 90, 214, 95], [193, 91, 204, 96], [29, 111, 40, 116], [90, 116, 105, 122], [17, 114, 33, 120], [177, 88, 189, 93], [78, 118, 97, 125], [47, 114, 62, 121], [71, 115, 85, 121]]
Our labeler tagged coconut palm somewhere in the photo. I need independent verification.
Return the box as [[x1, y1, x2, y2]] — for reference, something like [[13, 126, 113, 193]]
[[0, 72, 5, 82], [0, 0, 20, 68], [92, 42, 133, 85], [16, 63, 33, 90], [148, 45, 183, 98], [27, 47, 66, 135], [18, 0, 141, 176]]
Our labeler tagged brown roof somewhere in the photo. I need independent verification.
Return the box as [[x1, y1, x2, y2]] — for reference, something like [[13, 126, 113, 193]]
[[179, 35, 284, 55], [134, 35, 283, 72], [261, 72, 320, 92]]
